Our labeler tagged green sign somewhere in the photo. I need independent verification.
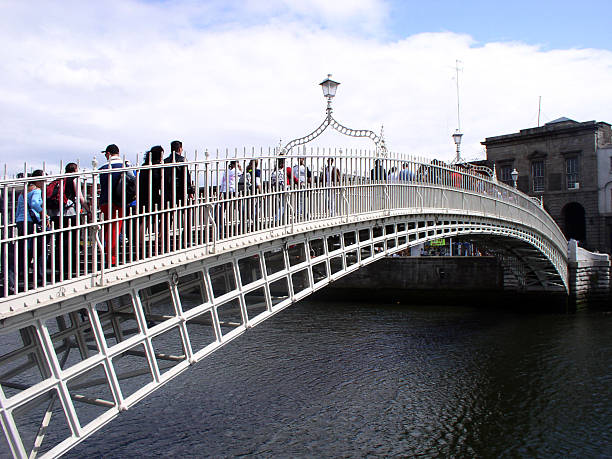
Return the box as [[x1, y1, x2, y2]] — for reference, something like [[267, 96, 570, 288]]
[[430, 238, 446, 247]]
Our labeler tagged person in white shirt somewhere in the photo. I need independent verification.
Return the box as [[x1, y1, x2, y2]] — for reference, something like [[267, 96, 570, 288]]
[[292, 157, 311, 186], [218, 160, 242, 237], [220, 161, 241, 194]]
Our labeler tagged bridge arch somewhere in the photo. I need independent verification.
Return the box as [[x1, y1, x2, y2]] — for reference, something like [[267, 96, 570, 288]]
[[0, 212, 567, 456], [0, 153, 569, 457]]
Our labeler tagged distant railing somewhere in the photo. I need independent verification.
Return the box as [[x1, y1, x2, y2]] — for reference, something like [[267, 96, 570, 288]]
[[0, 150, 567, 305]]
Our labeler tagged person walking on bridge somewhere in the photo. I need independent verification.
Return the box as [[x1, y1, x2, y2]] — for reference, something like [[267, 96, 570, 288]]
[[164, 141, 195, 249], [164, 140, 194, 207], [370, 159, 387, 182], [293, 157, 311, 218], [217, 160, 241, 238], [98, 144, 134, 267], [7, 170, 46, 294], [49, 162, 91, 281], [398, 162, 412, 182], [140, 146, 165, 255], [324, 157, 340, 216], [270, 158, 296, 224]]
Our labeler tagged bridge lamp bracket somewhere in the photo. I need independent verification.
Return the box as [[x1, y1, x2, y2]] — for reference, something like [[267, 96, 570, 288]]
[[282, 74, 388, 156]]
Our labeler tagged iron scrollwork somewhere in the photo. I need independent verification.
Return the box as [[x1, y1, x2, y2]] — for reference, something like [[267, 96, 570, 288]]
[[282, 109, 387, 156]]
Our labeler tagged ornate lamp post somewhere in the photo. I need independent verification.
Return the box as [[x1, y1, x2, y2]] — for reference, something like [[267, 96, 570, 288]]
[[282, 74, 387, 155], [452, 129, 463, 163], [511, 168, 519, 188]]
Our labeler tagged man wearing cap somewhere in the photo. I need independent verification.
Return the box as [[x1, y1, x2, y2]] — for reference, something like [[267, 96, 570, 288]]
[[98, 144, 131, 266], [164, 140, 195, 208]]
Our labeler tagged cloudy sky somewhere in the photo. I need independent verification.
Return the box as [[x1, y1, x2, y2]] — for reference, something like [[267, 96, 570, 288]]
[[1, 0, 611, 172]]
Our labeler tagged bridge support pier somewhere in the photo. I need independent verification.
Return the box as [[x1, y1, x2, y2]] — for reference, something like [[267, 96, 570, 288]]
[[568, 239, 610, 307]]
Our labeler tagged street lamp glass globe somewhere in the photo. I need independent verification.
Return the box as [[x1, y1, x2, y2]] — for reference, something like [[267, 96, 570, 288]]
[[511, 168, 519, 182], [452, 131, 463, 146], [320, 74, 340, 98]]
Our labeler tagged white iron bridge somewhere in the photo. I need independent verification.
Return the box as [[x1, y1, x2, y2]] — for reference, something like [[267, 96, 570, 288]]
[[0, 151, 568, 457]]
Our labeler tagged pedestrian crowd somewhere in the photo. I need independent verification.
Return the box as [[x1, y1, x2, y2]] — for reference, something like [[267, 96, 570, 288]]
[[3, 140, 194, 295]]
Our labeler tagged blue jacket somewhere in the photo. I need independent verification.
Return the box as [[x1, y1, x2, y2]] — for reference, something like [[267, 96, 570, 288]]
[[16, 188, 43, 223]]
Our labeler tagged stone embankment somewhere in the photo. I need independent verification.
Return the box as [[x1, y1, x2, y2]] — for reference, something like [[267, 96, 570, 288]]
[[322, 242, 611, 310]]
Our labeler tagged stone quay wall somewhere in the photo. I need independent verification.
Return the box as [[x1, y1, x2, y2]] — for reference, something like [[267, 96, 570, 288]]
[[321, 256, 511, 307], [322, 250, 611, 310]]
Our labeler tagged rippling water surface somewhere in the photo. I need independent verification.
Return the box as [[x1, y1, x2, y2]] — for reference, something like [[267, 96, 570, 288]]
[[67, 300, 611, 458]]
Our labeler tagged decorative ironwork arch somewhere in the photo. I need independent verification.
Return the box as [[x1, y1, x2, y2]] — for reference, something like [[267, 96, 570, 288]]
[[282, 79, 387, 156]]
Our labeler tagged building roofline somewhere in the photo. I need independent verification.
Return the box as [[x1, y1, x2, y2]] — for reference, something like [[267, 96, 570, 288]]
[[481, 120, 611, 146]]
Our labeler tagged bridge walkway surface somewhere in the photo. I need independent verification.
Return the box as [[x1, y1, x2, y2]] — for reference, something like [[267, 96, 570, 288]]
[[0, 151, 568, 457]]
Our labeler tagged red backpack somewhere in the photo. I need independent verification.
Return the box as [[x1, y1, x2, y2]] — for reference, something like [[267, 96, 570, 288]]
[[46, 179, 69, 211]]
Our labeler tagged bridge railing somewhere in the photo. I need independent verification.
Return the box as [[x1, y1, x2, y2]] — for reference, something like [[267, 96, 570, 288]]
[[0, 149, 567, 308]]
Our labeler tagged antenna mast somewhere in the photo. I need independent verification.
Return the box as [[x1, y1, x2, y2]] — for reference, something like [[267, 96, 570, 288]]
[[537, 96, 542, 127], [451, 60, 464, 164], [455, 59, 462, 132]]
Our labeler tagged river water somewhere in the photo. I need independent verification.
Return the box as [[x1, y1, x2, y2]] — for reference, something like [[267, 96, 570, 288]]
[[66, 299, 611, 458]]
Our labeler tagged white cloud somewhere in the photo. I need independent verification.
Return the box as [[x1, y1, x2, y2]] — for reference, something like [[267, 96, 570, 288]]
[[0, 0, 611, 173]]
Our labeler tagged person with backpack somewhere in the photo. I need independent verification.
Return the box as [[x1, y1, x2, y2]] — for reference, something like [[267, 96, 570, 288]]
[[98, 144, 135, 267], [238, 159, 261, 194], [7, 170, 46, 294], [48, 163, 91, 281]]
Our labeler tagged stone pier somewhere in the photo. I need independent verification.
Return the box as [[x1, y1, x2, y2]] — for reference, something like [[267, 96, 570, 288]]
[[568, 239, 610, 306]]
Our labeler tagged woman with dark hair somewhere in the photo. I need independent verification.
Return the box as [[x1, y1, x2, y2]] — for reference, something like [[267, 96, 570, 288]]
[[139, 146, 164, 254], [51, 162, 91, 281], [139, 146, 164, 211]]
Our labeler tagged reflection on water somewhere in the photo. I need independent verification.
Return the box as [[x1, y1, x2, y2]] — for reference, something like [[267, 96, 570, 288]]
[[66, 301, 611, 458]]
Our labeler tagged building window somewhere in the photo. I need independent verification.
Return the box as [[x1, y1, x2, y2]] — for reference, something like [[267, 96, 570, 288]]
[[609, 156, 612, 173], [566, 157, 579, 189], [531, 160, 545, 192], [500, 165, 513, 185]]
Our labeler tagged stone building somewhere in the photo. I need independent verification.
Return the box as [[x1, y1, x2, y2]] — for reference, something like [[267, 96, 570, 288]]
[[482, 118, 612, 253]]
